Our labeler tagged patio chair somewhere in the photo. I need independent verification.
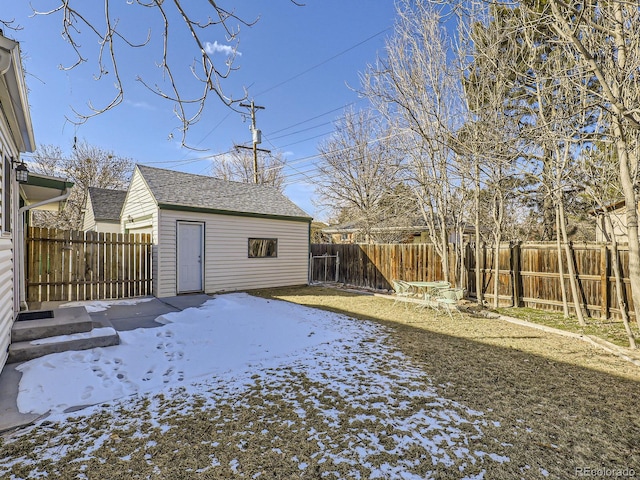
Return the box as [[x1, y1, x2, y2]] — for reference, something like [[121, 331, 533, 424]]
[[391, 280, 414, 307], [417, 291, 440, 311], [435, 288, 464, 319]]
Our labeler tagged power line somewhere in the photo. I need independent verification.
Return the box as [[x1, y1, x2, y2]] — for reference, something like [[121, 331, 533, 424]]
[[253, 27, 391, 98]]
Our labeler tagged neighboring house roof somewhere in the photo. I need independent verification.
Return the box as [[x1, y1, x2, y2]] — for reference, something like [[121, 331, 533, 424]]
[[136, 164, 312, 221], [323, 221, 477, 235], [324, 224, 427, 235], [590, 199, 626, 216], [87, 187, 127, 222]]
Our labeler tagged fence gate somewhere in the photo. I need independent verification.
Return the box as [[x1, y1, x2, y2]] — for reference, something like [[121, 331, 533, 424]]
[[26, 227, 153, 303], [309, 252, 340, 283]]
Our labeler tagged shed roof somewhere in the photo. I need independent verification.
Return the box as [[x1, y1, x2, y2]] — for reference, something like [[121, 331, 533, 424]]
[[87, 187, 127, 221], [136, 164, 311, 221]]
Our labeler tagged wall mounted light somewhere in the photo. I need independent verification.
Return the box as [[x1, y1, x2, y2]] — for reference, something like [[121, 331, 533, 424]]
[[13, 159, 28, 183]]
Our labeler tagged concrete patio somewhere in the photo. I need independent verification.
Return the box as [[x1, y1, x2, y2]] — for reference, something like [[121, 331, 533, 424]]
[[0, 294, 213, 434]]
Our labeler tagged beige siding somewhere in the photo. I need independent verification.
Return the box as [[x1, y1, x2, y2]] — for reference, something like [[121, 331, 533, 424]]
[[596, 209, 629, 243], [156, 209, 309, 297], [95, 221, 122, 234], [121, 168, 159, 295], [1, 128, 16, 371], [82, 194, 96, 231], [0, 238, 12, 370], [121, 169, 159, 237]]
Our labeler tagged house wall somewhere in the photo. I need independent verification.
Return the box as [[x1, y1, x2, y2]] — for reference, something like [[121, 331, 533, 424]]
[[120, 168, 159, 294], [82, 194, 95, 231], [95, 221, 122, 234], [595, 210, 629, 243], [155, 209, 310, 297], [0, 126, 16, 371]]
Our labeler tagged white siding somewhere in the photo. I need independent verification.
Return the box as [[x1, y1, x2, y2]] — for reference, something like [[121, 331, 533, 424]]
[[121, 169, 159, 237], [0, 239, 12, 369], [0, 126, 16, 371], [82, 194, 96, 231], [156, 209, 309, 298], [596, 209, 629, 243], [121, 168, 159, 295]]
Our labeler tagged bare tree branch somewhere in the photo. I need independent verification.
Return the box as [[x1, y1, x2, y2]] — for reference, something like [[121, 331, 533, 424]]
[[18, 1, 301, 147]]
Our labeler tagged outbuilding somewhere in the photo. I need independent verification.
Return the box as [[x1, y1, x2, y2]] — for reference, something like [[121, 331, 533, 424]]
[[82, 187, 127, 233], [121, 165, 312, 297]]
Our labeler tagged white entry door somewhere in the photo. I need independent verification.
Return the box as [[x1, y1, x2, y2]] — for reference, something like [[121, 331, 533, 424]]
[[177, 222, 204, 293]]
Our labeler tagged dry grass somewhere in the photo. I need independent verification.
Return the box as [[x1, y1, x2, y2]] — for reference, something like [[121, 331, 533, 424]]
[[2, 285, 639, 479], [252, 286, 640, 478], [494, 306, 640, 349]]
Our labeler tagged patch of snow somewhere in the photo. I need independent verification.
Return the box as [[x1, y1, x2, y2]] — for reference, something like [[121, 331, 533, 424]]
[[6, 293, 522, 478], [60, 297, 154, 313]]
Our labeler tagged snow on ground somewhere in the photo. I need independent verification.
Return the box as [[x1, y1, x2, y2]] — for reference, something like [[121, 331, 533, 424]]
[[17, 294, 341, 415], [59, 296, 154, 313], [6, 293, 514, 478]]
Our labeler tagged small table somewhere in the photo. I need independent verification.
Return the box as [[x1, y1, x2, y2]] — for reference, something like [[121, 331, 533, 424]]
[[406, 281, 450, 296]]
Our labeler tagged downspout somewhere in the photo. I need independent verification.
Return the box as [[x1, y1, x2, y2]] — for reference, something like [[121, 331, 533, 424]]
[[17, 192, 71, 310]]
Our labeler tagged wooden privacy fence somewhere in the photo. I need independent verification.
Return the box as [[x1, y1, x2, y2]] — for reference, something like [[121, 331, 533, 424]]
[[26, 227, 152, 303], [311, 242, 633, 320], [309, 243, 455, 290], [467, 241, 634, 320]]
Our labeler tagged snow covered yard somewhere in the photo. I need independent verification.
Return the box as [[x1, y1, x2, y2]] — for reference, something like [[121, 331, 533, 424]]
[[0, 293, 517, 479]]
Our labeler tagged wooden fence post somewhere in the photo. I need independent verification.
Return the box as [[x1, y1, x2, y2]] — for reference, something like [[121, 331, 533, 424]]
[[464, 242, 472, 297], [511, 241, 522, 307], [601, 244, 609, 319]]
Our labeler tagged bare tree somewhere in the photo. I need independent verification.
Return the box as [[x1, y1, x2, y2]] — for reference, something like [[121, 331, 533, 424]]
[[211, 149, 285, 191], [362, 0, 467, 282], [316, 108, 403, 244], [438, 0, 640, 326], [458, 3, 523, 304], [2, 2, 301, 147], [581, 143, 636, 348], [469, 0, 640, 324], [30, 140, 133, 230]]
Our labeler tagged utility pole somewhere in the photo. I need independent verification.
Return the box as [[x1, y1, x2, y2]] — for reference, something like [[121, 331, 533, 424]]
[[236, 100, 270, 184]]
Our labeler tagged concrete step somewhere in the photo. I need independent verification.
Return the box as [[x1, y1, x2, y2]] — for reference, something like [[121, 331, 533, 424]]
[[12, 307, 93, 342], [8, 328, 120, 363], [9, 306, 120, 364]]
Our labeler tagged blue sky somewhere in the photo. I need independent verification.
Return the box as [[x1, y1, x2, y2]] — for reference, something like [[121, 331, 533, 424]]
[[2, 1, 399, 220]]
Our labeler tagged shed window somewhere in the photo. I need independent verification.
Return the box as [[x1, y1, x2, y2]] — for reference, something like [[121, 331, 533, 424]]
[[248, 238, 277, 258]]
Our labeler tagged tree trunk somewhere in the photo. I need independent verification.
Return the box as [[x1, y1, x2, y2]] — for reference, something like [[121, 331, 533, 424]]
[[605, 214, 636, 348], [492, 236, 501, 309], [457, 223, 465, 289], [555, 205, 570, 318], [474, 165, 484, 305], [616, 133, 640, 328], [439, 211, 450, 283], [557, 201, 587, 326]]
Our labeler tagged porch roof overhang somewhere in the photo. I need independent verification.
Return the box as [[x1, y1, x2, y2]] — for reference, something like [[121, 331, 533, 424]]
[[0, 34, 35, 153], [20, 173, 75, 211]]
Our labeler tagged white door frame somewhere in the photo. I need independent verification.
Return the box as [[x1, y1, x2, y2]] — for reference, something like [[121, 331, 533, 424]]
[[176, 221, 204, 294]]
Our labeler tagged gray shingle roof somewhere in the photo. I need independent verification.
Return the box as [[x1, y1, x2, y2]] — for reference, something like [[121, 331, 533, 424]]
[[88, 187, 127, 221], [136, 165, 311, 220]]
